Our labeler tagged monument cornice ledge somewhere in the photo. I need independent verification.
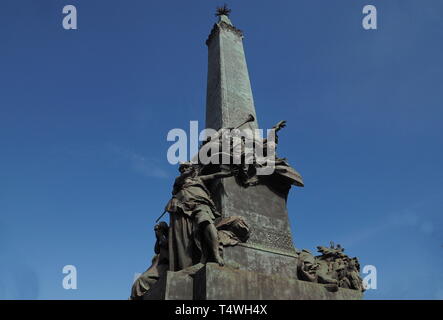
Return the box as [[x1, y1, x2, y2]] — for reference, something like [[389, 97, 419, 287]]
[[205, 21, 244, 46]]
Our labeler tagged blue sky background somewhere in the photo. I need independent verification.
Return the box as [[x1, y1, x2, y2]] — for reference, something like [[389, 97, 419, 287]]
[[0, 0, 442, 299]]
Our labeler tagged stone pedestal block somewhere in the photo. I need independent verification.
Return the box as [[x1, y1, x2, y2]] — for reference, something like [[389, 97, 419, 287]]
[[143, 263, 363, 300]]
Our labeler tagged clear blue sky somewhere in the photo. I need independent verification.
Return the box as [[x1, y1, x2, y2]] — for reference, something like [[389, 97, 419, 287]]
[[1, 0, 442, 299]]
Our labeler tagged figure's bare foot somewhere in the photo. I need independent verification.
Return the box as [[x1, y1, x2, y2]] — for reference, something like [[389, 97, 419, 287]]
[[215, 254, 224, 267]]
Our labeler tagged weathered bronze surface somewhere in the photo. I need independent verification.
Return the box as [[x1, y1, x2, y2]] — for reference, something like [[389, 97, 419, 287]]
[[297, 243, 365, 292], [134, 8, 364, 300]]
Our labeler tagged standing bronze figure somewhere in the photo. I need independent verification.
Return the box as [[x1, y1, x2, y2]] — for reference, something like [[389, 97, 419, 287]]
[[165, 163, 235, 271]]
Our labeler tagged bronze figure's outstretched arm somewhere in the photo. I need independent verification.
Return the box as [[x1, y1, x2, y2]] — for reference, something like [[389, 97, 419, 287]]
[[273, 120, 286, 132]]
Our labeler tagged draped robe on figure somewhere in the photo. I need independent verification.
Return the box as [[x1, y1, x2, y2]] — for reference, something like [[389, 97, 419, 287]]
[[165, 175, 220, 271]]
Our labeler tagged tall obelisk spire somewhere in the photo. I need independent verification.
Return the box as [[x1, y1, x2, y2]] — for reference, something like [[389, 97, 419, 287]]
[[203, 7, 298, 281], [205, 5, 258, 130]]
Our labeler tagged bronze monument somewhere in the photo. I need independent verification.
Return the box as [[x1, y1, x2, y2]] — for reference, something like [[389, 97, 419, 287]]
[[131, 7, 364, 300]]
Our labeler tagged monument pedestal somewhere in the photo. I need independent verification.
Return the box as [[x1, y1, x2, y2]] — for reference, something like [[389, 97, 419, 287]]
[[209, 177, 299, 279], [143, 263, 363, 300]]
